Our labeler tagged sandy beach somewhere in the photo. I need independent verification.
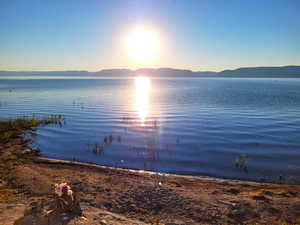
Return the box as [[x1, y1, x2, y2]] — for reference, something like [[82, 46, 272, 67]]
[[0, 137, 299, 225]]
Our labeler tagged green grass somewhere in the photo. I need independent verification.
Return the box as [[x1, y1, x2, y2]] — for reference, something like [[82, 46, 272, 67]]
[[0, 114, 65, 143]]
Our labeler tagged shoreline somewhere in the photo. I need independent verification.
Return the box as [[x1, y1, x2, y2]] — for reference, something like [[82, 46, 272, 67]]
[[1, 137, 300, 224], [35, 156, 277, 186]]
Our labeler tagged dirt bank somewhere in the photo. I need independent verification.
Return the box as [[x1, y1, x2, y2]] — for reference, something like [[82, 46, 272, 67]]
[[1, 137, 300, 225]]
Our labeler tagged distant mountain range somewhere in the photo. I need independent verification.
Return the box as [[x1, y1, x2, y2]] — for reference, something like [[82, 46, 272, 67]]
[[1, 66, 300, 78]]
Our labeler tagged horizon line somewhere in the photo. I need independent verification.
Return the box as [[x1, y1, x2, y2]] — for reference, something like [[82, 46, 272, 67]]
[[0, 65, 299, 73]]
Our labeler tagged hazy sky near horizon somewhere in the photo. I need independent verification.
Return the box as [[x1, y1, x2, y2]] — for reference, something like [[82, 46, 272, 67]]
[[0, 0, 299, 72]]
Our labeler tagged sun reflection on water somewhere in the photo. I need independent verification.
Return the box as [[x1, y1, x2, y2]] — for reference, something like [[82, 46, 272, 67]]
[[134, 76, 151, 125]]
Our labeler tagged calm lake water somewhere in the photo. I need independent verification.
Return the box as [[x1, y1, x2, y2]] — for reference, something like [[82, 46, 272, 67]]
[[1, 77, 300, 183]]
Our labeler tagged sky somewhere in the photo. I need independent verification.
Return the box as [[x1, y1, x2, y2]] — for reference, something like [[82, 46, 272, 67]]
[[0, 0, 299, 72]]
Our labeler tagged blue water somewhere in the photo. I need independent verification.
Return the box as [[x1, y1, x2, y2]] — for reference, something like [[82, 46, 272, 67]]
[[0, 77, 300, 183]]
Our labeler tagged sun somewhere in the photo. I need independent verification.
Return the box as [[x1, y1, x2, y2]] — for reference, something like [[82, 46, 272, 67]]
[[126, 27, 160, 65]]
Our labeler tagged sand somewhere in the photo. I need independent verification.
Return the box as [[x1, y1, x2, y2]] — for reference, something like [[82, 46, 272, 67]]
[[0, 137, 300, 225]]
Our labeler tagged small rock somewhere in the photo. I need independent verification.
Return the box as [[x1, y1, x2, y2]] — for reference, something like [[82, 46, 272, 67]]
[[263, 191, 273, 196], [227, 188, 240, 195], [174, 182, 182, 187], [252, 195, 267, 201], [21, 149, 32, 154]]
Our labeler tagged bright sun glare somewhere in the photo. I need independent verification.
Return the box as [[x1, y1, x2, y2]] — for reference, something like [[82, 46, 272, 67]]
[[127, 27, 160, 65], [135, 76, 151, 125]]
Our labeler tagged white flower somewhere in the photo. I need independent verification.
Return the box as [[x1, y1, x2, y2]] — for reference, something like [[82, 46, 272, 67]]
[[54, 183, 62, 196], [54, 182, 73, 198]]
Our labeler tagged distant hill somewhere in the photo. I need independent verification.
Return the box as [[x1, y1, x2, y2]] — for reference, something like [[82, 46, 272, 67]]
[[1, 66, 300, 78], [0, 70, 90, 76], [91, 68, 216, 77], [218, 66, 300, 78]]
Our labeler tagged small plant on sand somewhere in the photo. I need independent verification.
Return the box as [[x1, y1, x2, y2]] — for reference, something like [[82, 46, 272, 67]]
[[55, 183, 73, 200], [54, 182, 82, 215]]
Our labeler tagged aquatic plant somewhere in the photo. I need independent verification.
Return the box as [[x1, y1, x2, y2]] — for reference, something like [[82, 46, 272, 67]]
[[91, 143, 104, 155], [278, 174, 284, 184], [0, 114, 65, 143], [108, 134, 113, 143], [88, 134, 123, 156], [40, 114, 66, 127], [117, 135, 121, 142], [72, 100, 85, 110], [235, 153, 249, 172], [103, 136, 108, 143], [0, 101, 7, 108], [176, 136, 181, 144]]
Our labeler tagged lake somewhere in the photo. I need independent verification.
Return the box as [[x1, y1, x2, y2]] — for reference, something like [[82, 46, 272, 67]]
[[0, 77, 300, 183]]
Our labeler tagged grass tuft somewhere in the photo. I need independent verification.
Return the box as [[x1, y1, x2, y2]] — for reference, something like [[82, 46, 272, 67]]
[[0, 114, 65, 144]]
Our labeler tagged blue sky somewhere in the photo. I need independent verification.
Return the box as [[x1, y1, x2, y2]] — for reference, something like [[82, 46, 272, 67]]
[[0, 0, 299, 71]]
